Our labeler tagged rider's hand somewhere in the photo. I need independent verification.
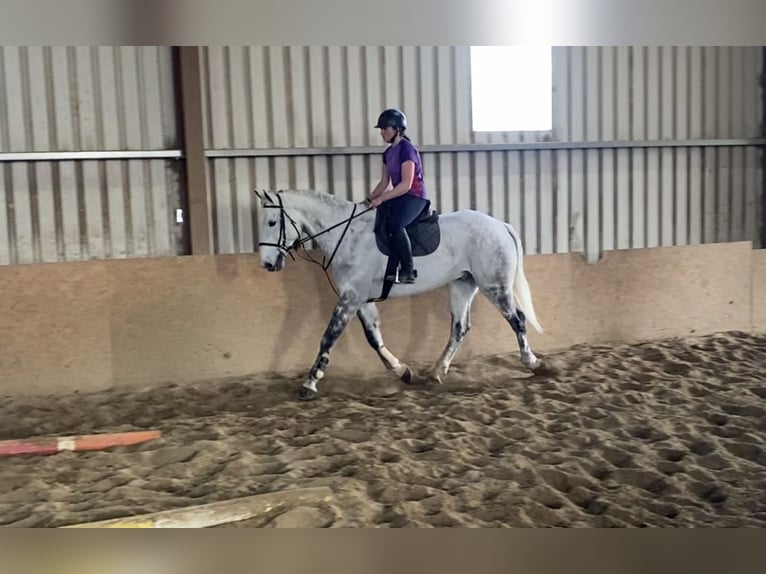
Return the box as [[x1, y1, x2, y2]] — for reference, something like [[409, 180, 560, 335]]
[[369, 195, 385, 209]]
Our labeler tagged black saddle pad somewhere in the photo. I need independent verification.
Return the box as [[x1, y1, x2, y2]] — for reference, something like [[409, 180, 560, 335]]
[[374, 200, 441, 258]]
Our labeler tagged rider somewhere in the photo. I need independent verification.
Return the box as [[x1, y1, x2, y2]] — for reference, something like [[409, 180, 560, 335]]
[[368, 108, 428, 284]]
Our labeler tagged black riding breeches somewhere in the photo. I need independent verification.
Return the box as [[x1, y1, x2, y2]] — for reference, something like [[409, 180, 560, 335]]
[[381, 193, 427, 271], [382, 193, 427, 236]]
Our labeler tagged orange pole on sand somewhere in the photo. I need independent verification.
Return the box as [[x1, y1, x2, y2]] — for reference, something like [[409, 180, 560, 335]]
[[0, 430, 161, 457]]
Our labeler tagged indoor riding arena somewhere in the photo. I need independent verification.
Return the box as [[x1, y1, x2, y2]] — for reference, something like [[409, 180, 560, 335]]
[[1, 46, 765, 528]]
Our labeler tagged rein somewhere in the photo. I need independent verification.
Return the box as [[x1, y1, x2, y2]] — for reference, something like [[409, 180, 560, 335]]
[[258, 193, 374, 295]]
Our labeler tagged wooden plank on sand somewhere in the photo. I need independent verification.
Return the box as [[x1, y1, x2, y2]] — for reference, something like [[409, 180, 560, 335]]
[[60, 487, 336, 528]]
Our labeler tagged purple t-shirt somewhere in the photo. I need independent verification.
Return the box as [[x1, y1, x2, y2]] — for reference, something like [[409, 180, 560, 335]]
[[382, 139, 427, 199]]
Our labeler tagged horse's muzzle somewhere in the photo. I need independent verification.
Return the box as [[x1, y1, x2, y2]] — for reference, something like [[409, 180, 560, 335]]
[[264, 254, 285, 272]]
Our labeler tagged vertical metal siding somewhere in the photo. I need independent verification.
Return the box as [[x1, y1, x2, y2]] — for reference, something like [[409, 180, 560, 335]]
[[0, 47, 176, 152], [201, 46, 764, 257], [0, 159, 181, 264], [0, 46, 182, 265]]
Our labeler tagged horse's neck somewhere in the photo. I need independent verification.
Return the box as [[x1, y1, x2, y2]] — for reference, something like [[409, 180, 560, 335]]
[[289, 193, 364, 255]]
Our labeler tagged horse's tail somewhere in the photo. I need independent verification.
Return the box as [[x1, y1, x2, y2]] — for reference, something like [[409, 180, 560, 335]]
[[504, 223, 544, 334]]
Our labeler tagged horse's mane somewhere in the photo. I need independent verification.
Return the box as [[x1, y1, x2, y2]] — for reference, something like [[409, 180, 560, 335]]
[[277, 189, 358, 211]]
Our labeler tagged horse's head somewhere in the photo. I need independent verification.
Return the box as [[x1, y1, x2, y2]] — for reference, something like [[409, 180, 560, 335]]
[[254, 190, 301, 272]]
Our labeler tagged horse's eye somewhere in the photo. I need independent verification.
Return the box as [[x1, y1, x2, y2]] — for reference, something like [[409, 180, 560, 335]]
[[268, 220, 277, 227]]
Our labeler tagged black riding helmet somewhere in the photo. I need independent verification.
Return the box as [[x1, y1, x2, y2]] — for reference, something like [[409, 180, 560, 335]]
[[375, 108, 408, 132]]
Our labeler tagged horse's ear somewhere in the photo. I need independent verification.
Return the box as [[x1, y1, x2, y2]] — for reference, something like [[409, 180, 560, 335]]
[[253, 189, 264, 203], [263, 190, 275, 204]]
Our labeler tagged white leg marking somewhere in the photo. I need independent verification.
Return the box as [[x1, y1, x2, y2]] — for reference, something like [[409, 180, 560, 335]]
[[523, 352, 539, 367], [380, 346, 406, 377]]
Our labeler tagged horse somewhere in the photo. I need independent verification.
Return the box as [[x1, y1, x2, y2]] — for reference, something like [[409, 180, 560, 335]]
[[254, 188, 547, 401]]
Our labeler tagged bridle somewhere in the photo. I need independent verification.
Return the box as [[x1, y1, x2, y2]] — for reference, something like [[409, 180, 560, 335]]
[[257, 193, 301, 257], [256, 190, 373, 294]]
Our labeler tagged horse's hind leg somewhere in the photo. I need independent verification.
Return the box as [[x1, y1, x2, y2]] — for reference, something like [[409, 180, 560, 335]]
[[356, 303, 414, 384], [427, 275, 478, 384], [482, 285, 541, 371]]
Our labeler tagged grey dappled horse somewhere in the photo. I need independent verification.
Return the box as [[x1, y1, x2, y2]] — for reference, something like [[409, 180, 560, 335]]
[[255, 189, 545, 401]]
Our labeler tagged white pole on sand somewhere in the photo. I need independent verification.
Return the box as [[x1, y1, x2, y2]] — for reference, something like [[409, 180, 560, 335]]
[[60, 487, 335, 528]]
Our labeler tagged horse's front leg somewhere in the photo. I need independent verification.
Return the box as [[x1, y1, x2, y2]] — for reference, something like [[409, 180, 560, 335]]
[[298, 291, 363, 401], [357, 302, 414, 383]]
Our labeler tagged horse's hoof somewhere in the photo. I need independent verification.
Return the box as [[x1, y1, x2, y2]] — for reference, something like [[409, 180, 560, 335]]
[[426, 373, 443, 385], [400, 366, 414, 384], [530, 358, 561, 377], [296, 386, 318, 401], [401, 371, 437, 387]]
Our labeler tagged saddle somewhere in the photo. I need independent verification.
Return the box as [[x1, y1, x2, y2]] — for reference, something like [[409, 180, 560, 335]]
[[368, 200, 441, 303], [373, 200, 441, 257]]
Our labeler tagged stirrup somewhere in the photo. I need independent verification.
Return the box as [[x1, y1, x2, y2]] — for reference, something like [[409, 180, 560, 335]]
[[386, 269, 416, 284]]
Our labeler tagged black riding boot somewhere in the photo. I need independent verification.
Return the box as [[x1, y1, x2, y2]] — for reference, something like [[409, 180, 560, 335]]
[[386, 228, 416, 283]]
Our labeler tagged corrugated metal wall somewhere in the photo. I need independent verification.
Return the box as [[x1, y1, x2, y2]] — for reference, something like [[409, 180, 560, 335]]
[[201, 46, 764, 259], [0, 46, 182, 264], [2, 46, 763, 265]]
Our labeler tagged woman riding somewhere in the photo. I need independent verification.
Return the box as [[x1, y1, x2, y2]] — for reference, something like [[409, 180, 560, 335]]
[[368, 108, 428, 284]]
